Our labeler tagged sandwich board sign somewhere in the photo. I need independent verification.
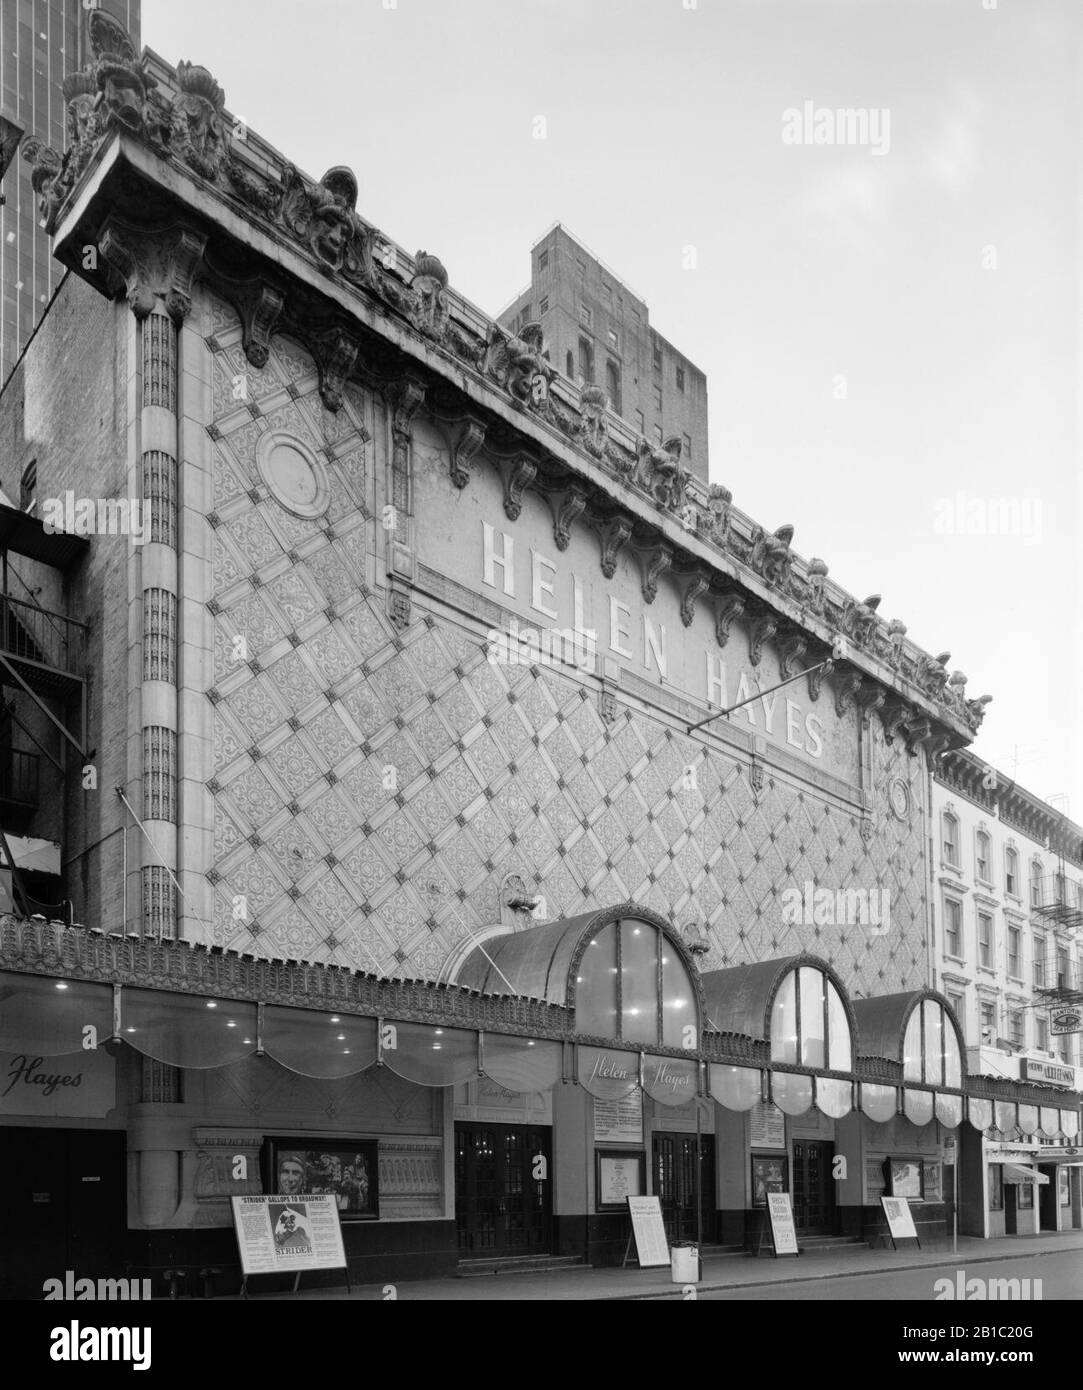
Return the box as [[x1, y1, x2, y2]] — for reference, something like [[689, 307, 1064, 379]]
[[766, 1192, 799, 1256], [231, 1194, 349, 1295], [626, 1195, 670, 1268], [880, 1195, 919, 1249]]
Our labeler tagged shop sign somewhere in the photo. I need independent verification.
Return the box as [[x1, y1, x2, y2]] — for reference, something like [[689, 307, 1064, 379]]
[[1021, 1058, 1075, 1087], [0, 1049, 115, 1118], [1051, 1009, 1083, 1036], [750, 1100, 785, 1149]]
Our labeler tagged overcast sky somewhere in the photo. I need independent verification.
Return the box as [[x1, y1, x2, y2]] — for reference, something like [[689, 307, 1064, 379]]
[[145, 0, 1082, 823]]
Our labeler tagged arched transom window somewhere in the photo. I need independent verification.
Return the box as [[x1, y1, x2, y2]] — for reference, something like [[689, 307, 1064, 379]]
[[574, 919, 698, 1048], [770, 966, 852, 1071], [904, 998, 962, 1087]]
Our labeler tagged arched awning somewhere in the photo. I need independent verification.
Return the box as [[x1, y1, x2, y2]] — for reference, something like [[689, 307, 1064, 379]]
[[455, 903, 705, 1052], [853, 989, 966, 1126]]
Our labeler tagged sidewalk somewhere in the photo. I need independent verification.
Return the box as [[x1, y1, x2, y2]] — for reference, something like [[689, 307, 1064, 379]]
[[242, 1230, 1083, 1301]]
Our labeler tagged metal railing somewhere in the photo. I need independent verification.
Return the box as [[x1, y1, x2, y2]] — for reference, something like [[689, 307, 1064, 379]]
[[0, 591, 86, 676]]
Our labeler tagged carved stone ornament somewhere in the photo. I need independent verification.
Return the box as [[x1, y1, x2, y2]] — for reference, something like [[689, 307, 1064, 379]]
[[883, 617, 908, 668], [679, 571, 711, 628], [842, 593, 882, 648], [804, 557, 829, 615], [748, 612, 778, 667], [778, 632, 808, 680], [701, 484, 732, 545], [90, 9, 157, 136], [834, 668, 863, 717], [451, 419, 485, 490], [408, 250, 450, 341], [965, 693, 993, 730], [231, 279, 285, 369], [859, 817, 874, 846], [281, 164, 373, 283], [750, 524, 794, 590], [856, 682, 886, 721], [640, 543, 673, 604], [501, 455, 537, 522], [389, 589, 412, 631], [636, 435, 689, 512], [595, 516, 633, 579], [713, 591, 745, 649], [552, 486, 587, 552], [172, 61, 231, 181], [904, 716, 932, 755], [577, 385, 609, 458], [98, 217, 207, 322], [880, 700, 910, 744], [748, 761, 765, 794], [483, 322, 555, 412], [917, 651, 952, 699], [807, 658, 833, 703], [599, 689, 618, 724], [312, 326, 362, 412]]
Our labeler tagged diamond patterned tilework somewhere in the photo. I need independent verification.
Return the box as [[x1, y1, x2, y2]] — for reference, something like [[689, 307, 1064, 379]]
[[204, 309, 929, 992]]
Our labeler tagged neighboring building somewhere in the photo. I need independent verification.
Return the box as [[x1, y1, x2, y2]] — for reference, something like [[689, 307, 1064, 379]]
[[931, 749, 1083, 1237], [498, 225, 710, 483], [0, 10, 1076, 1296], [0, 0, 140, 385]]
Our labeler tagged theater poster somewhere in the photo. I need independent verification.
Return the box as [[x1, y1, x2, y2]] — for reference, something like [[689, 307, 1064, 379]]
[[231, 1194, 348, 1277]]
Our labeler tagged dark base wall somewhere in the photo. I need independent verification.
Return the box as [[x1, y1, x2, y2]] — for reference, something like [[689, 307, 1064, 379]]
[[124, 1220, 457, 1297], [863, 1203, 950, 1251]]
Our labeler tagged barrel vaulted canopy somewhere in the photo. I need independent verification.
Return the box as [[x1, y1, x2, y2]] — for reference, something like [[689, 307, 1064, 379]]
[[455, 904, 705, 1048], [853, 990, 967, 1087]]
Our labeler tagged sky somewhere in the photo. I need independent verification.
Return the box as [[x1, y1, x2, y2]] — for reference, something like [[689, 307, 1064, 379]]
[[145, 0, 1082, 822]]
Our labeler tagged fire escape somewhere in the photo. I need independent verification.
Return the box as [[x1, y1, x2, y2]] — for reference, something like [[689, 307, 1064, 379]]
[[1031, 852, 1083, 1009], [0, 499, 88, 919]]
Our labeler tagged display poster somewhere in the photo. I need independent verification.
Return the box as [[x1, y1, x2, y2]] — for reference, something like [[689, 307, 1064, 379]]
[[880, 1196, 919, 1241], [752, 1154, 788, 1207], [750, 1100, 785, 1149], [627, 1196, 670, 1268], [766, 1192, 799, 1254], [594, 1094, 643, 1143], [231, 1194, 348, 1276], [890, 1159, 922, 1199], [598, 1153, 643, 1206]]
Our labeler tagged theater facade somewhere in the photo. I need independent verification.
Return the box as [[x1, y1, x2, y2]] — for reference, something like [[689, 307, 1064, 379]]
[[0, 13, 1077, 1294]]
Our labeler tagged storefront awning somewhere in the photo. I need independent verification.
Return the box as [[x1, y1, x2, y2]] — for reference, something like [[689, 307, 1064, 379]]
[[1001, 1164, 1049, 1185]]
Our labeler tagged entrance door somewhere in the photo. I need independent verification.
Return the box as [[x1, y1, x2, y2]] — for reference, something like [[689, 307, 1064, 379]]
[[455, 1123, 551, 1256], [652, 1133, 715, 1244], [8, 1128, 126, 1299], [792, 1139, 835, 1235]]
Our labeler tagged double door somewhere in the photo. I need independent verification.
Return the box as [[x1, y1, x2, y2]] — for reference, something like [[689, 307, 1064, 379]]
[[652, 1132, 715, 1243], [791, 1139, 835, 1234], [455, 1123, 551, 1256]]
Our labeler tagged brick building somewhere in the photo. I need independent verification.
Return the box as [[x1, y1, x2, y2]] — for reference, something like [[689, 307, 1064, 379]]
[[0, 11, 1077, 1295], [498, 225, 710, 482]]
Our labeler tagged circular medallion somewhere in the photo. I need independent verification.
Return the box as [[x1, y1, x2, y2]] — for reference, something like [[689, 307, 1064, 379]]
[[256, 431, 330, 519], [889, 777, 911, 821]]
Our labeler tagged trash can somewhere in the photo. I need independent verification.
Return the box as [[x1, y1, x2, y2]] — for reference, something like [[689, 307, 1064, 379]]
[[670, 1242, 699, 1283]]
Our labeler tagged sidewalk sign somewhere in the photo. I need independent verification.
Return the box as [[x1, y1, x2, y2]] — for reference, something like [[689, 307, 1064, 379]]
[[761, 1191, 800, 1257], [880, 1195, 921, 1251], [623, 1195, 670, 1269], [231, 1194, 351, 1297]]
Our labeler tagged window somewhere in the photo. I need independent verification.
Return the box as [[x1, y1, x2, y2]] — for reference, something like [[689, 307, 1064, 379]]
[[539, 295, 549, 315], [1010, 1011, 1024, 1047], [652, 383, 663, 412], [652, 337, 662, 372], [1005, 847, 1018, 897], [1033, 936, 1045, 987], [980, 1001, 995, 1041], [676, 364, 685, 391], [572, 919, 698, 1049], [605, 359, 621, 416], [988, 1164, 1003, 1210], [520, 304, 531, 326], [652, 424, 663, 445], [606, 328, 618, 350], [1007, 926, 1021, 978], [565, 350, 574, 378], [1036, 1016, 1049, 1052], [578, 336, 594, 386], [19, 459, 36, 513], [947, 992, 965, 1041], [903, 998, 962, 1086], [976, 830, 990, 882], [769, 965, 852, 1071], [978, 912, 993, 969], [601, 280, 611, 298], [942, 812, 959, 866], [1057, 946, 1069, 988], [631, 307, 641, 326], [943, 897, 962, 957], [1058, 1035, 1072, 1066], [634, 409, 645, 434], [1030, 862, 1042, 907], [538, 249, 549, 272], [579, 302, 592, 327]]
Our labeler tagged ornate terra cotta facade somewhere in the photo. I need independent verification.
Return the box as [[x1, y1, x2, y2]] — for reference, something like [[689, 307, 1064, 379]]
[[5, 12, 1071, 1295]]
